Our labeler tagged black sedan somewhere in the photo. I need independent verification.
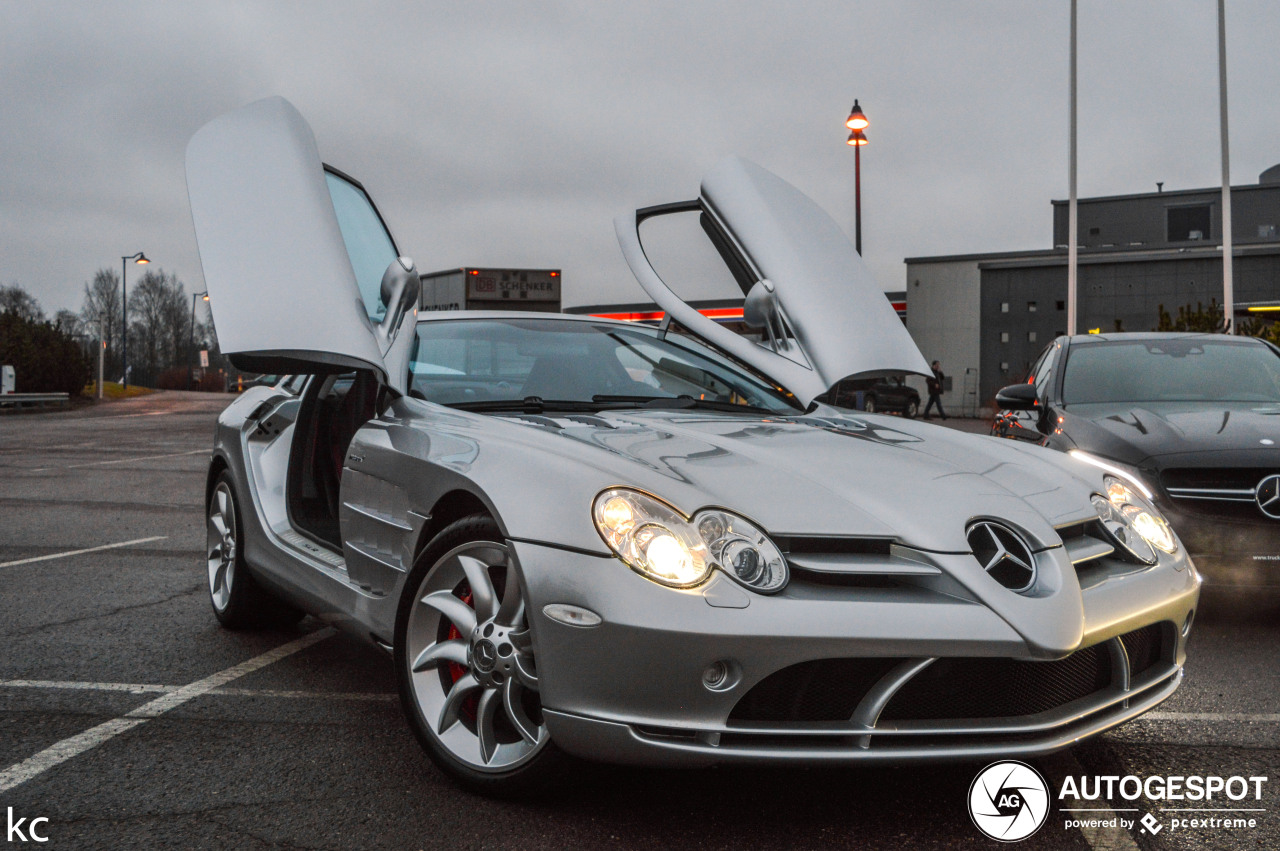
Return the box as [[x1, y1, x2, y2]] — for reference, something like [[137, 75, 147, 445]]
[[993, 332, 1280, 569], [828, 375, 921, 417]]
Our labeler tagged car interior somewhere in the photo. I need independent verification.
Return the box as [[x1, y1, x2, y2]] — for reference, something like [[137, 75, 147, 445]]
[[288, 370, 380, 550]]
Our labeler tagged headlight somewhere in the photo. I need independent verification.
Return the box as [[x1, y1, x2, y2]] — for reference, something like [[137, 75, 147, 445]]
[[1069, 450, 1154, 499], [593, 488, 788, 593], [1091, 475, 1178, 563]]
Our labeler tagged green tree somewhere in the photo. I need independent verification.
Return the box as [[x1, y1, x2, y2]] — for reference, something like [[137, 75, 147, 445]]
[[1155, 298, 1280, 346], [1154, 300, 1226, 333], [0, 283, 44, 322], [0, 311, 90, 395]]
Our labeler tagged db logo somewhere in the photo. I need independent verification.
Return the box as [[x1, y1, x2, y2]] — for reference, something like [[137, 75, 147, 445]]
[[968, 761, 1050, 842]]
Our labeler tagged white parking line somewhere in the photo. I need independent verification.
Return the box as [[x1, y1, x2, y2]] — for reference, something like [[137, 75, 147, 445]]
[[31, 448, 206, 472], [0, 536, 168, 569], [1144, 710, 1280, 723], [0, 629, 334, 794], [83, 411, 171, 420], [0, 679, 396, 703]]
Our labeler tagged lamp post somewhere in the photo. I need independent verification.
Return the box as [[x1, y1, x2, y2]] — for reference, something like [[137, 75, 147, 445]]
[[120, 252, 149, 390], [188, 291, 209, 390], [845, 100, 869, 255], [97, 311, 107, 400]]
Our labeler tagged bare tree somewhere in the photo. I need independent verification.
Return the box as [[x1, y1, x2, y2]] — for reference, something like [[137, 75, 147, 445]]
[[54, 309, 84, 338], [0, 283, 45, 322], [127, 268, 187, 383], [80, 269, 122, 373]]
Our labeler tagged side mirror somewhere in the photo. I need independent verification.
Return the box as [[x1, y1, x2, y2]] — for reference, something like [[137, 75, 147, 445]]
[[743, 278, 788, 351], [376, 256, 421, 354], [995, 382, 1039, 411]]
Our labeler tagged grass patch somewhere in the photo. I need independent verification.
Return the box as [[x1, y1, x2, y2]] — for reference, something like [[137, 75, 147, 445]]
[[82, 381, 156, 399]]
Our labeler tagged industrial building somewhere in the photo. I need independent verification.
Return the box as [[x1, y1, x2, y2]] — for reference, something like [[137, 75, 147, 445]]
[[905, 164, 1280, 415]]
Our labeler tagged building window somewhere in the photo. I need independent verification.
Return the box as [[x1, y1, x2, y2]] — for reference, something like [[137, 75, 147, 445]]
[[1260, 224, 1277, 239], [1000, 302, 1009, 313], [1028, 301, 1038, 313], [1028, 331, 1037, 342], [1000, 332, 1009, 343], [1056, 300, 1065, 311], [1168, 205, 1211, 241], [1088, 227, 1100, 236]]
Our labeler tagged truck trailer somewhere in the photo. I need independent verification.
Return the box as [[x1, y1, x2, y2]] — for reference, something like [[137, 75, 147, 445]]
[[419, 267, 562, 314]]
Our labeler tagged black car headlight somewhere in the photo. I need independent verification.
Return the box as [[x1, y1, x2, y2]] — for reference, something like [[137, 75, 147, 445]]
[[592, 488, 788, 593]]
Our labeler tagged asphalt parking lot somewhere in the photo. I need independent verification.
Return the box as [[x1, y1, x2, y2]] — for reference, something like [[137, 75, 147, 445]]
[[1, 394, 1277, 850]]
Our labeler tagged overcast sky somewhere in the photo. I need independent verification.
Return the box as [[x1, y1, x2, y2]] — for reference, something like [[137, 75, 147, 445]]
[[3, 0, 1278, 319]]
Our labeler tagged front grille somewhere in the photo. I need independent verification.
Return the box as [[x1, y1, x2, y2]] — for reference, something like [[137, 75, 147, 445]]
[[729, 658, 899, 722], [1162, 468, 1276, 491], [730, 625, 1174, 726], [1167, 499, 1270, 522], [783, 536, 893, 556], [880, 645, 1111, 721]]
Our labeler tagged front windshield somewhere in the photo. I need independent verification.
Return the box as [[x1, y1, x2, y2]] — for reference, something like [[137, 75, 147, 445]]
[[1062, 338, 1280, 404], [408, 318, 801, 413]]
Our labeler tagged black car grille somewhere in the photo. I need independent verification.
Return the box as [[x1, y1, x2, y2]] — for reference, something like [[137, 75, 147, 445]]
[[729, 626, 1172, 724], [879, 645, 1111, 721], [1162, 468, 1276, 490], [728, 658, 899, 722]]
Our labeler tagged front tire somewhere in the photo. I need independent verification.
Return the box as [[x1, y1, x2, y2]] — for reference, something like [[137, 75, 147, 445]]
[[395, 514, 570, 795], [905, 399, 919, 419], [206, 472, 304, 629]]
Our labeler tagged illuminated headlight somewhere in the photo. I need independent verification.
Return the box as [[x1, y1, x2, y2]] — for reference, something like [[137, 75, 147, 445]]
[[593, 489, 788, 592], [1091, 475, 1179, 563]]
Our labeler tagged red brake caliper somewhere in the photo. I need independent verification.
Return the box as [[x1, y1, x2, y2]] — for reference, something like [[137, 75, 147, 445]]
[[445, 587, 479, 721]]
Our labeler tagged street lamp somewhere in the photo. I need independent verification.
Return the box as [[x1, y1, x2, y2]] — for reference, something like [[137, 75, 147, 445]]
[[845, 100, 869, 255], [121, 251, 149, 390], [845, 100, 868, 131], [188, 291, 209, 390]]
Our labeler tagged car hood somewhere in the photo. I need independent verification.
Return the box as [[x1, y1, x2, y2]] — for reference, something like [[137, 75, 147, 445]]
[[1064, 401, 1280, 465], [478, 407, 1101, 553]]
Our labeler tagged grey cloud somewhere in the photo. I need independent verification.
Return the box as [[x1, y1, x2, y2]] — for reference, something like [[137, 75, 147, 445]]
[[2, 0, 1277, 315]]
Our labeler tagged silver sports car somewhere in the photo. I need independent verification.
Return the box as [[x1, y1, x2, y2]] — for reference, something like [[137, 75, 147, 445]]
[[187, 98, 1200, 793]]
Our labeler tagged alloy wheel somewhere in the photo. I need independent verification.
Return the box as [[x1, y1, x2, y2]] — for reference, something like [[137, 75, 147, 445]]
[[207, 481, 237, 611], [404, 541, 547, 771]]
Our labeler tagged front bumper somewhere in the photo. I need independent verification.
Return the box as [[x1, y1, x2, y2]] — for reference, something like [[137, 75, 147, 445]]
[[513, 539, 1198, 766]]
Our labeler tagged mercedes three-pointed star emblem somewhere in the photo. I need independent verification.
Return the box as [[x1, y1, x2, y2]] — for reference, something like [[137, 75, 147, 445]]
[[1256, 474, 1280, 519], [967, 521, 1037, 592]]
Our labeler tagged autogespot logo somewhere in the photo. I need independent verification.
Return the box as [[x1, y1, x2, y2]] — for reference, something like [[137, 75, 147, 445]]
[[969, 761, 1051, 842]]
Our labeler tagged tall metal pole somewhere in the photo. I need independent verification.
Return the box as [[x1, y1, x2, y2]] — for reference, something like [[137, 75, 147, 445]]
[[188, 292, 205, 391], [1067, 0, 1079, 336], [121, 256, 129, 391], [1218, 0, 1234, 332], [97, 312, 105, 400], [854, 142, 862, 255]]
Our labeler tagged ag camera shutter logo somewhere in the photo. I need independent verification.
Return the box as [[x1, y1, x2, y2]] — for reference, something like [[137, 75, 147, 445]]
[[968, 761, 1050, 842]]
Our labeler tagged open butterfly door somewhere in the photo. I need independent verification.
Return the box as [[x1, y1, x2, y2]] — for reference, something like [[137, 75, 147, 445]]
[[615, 155, 929, 406], [187, 96, 412, 382]]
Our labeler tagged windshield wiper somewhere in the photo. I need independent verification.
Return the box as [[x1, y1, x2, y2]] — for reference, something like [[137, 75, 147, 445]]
[[591, 394, 780, 415], [448, 396, 616, 414]]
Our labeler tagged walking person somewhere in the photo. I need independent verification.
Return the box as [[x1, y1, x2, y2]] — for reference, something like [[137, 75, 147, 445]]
[[923, 359, 948, 420]]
